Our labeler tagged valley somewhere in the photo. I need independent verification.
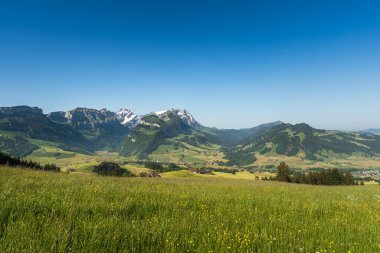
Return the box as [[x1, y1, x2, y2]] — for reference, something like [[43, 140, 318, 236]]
[[2, 105, 380, 177]]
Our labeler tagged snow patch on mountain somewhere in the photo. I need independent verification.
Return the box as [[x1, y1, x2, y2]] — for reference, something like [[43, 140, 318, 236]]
[[140, 120, 161, 128], [116, 109, 142, 127], [115, 108, 201, 129], [154, 110, 168, 115]]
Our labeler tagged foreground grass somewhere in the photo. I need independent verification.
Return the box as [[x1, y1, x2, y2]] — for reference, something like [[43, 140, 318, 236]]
[[1, 167, 380, 252]]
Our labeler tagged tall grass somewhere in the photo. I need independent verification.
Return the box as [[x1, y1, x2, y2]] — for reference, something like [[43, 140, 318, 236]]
[[1, 166, 379, 252]]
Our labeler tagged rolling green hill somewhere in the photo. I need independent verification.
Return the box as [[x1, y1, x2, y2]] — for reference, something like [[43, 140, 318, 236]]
[[241, 123, 380, 160]]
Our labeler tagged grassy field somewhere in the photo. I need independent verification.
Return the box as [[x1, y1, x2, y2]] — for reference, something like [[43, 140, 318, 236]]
[[1, 166, 380, 252], [160, 170, 275, 180], [254, 153, 380, 170], [26, 147, 127, 172], [22, 139, 380, 171], [149, 142, 227, 165]]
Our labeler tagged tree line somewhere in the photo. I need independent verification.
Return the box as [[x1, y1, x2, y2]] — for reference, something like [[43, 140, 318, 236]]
[[0, 151, 60, 172], [273, 162, 358, 185], [144, 162, 182, 173]]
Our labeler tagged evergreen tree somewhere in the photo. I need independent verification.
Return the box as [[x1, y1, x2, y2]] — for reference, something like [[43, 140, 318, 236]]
[[273, 161, 357, 186], [276, 162, 292, 182], [0, 151, 60, 171]]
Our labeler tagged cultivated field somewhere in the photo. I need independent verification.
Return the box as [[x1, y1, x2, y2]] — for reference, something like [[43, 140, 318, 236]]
[[1, 167, 379, 252]]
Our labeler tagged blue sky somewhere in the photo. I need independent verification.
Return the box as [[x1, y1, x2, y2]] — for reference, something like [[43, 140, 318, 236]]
[[1, 0, 380, 130]]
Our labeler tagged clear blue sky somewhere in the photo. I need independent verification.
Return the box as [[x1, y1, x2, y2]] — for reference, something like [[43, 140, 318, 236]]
[[1, 0, 380, 130]]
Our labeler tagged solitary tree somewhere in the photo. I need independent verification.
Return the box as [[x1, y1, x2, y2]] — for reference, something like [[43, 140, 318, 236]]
[[276, 162, 292, 182]]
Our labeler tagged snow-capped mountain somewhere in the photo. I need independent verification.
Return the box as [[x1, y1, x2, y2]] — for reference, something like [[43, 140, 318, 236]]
[[116, 108, 201, 129], [153, 109, 201, 129], [49, 107, 201, 130], [116, 109, 142, 127]]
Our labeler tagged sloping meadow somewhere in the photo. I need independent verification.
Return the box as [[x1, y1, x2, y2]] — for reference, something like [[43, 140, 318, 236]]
[[0, 167, 379, 252]]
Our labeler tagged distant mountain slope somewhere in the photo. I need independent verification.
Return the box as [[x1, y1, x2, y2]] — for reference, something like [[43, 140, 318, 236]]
[[362, 128, 380, 136], [1, 106, 208, 158], [154, 109, 202, 129], [0, 106, 93, 155], [48, 108, 130, 149], [241, 123, 380, 159], [202, 121, 282, 146], [120, 111, 211, 158], [0, 135, 38, 157]]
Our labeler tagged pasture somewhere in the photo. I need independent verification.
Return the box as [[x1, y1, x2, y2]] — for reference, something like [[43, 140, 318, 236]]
[[0, 166, 379, 252]]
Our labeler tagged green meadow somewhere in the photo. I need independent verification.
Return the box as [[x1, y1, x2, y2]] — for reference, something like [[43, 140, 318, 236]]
[[1, 166, 380, 252]]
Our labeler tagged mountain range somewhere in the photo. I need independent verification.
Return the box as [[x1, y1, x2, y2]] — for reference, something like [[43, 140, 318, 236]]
[[362, 128, 380, 136], [1, 105, 380, 166]]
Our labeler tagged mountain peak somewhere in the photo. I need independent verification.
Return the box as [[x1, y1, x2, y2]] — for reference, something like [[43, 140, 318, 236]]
[[65, 108, 116, 123], [116, 109, 142, 126], [115, 108, 201, 129], [47, 107, 120, 129], [153, 109, 201, 129]]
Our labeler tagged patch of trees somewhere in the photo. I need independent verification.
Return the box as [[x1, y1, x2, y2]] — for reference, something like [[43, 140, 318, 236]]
[[221, 148, 256, 166], [167, 163, 181, 172], [274, 162, 357, 185], [93, 162, 132, 177], [144, 161, 164, 172], [0, 151, 60, 172], [144, 162, 181, 173]]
